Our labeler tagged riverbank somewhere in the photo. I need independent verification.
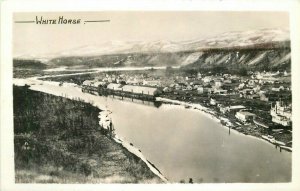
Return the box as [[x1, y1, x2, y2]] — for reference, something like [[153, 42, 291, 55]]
[[13, 78, 292, 183], [156, 97, 292, 152], [13, 84, 164, 183], [98, 110, 168, 182]]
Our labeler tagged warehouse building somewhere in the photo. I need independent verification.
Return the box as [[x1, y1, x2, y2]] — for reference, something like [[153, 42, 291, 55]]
[[107, 83, 161, 97]]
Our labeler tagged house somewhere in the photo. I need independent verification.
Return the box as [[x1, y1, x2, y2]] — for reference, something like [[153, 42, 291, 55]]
[[214, 89, 228, 95], [163, 87, 172, 93], [175, 83, 185, 90], [197, 72, 202, 79], [197, 87, 204, 94], [223, 79, 232, 84], [193, 84, 202, 90], [272, 86, 285, 92], [260, 92, 278, 102], [253, 85, 261, 93], [203, 76, 212, 83], [245, 94, 260, 100], [82, 80, 94, 86], [185, 76, 196, 81], [260, 94, 268, 102], [185, 85, 193, 91], [238, 83, 245, 89], [235, 111, 256, 122], [116, 79, 126, 85], [284, 71, 289, 76], [242, 89, 254, 95], [210, 98, 217, 106], [248, 80, 256, 87], [215, 81, 222, 88], [219, 104, 227, 113]]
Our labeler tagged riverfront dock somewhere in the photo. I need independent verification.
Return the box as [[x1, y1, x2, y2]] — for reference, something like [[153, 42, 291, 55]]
[[82, 83, 161, 101]]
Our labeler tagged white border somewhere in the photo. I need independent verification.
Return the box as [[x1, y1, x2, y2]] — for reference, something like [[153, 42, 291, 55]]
[[1, 0, 300, 191]]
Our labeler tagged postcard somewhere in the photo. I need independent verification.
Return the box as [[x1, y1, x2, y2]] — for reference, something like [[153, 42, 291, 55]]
[[1, 0, 300, 191]]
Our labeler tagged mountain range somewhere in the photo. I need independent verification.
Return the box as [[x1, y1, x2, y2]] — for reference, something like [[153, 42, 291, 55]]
[[14, 28, 291, 71]]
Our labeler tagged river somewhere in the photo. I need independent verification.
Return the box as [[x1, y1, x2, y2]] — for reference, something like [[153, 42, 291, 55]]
[[14, 78, 292, 183]]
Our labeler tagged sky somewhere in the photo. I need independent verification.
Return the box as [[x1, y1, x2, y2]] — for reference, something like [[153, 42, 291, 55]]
[[13, 11, 289, 57]]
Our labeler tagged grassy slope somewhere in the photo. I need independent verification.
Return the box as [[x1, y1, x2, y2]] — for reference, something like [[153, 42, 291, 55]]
[[13, 85, 161, 183]]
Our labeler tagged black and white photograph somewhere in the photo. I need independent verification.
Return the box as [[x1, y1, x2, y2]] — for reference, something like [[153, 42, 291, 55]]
[[1, 0, 300, 190]]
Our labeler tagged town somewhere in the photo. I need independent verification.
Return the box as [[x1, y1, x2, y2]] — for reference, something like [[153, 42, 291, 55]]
[[47, 67, 292, 152]]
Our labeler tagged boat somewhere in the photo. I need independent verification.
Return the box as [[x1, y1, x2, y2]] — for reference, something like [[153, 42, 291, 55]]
[[262, 135, 275, 143], [280, 146, 292, 152], [185, 105, 191, 109], [262, 135, 285, 146], [262, 135, 271, 140], [274, 140, 285, 146], [253, 118, 269, 129]]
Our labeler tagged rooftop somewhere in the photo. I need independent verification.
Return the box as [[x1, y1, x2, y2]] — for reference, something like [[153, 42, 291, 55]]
[[236, 111, 256, 116]]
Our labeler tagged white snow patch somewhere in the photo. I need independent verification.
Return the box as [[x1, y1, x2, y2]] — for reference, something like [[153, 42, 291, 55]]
[[181, 52, 203, 65], [247, 52, 267, 65]]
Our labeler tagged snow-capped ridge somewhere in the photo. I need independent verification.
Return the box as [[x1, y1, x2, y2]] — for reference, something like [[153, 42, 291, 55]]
[[15, 28, 290, 60]]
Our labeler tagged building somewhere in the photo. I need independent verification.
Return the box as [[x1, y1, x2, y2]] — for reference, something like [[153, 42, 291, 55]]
[[210, 98, 218, 106], [245, 94, 260, 100], [185, 85, 193, 91], [203, 87, 213, 94], [222, 105, 246, 114], [197, 72, 202, 79], [82, 80, 94, 86], [223, 79, 232, 84], [272, 86, 285, 92], [197, 87, 204, 94], [107, 83, 123, 91], [214, 89, 228, 95], [127, 78, 142, 85], [203, 76, 212, 83], [107, 83, 161, 96], [143, 80, 161, 87], [248, 80, 256, 87], [260, 92, 278, 102], [215, 81, 222, 88], [82, 80, 106, 89], [270, 101, 292, 126], [235, 111, 256, 122], [163, 87, 172, 93], [238, 83, 245, 89]]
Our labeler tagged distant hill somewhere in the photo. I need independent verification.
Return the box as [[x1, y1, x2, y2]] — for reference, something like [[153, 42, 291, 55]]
[[14, 28, 291, 72], [13, 59, 47, 69]]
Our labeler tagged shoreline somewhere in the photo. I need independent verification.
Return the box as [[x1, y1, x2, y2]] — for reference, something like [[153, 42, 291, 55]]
[[156, 97, 292, 152], [13, 77, 291, 183], [13, 78, 168, 182], [98, 110, 168, 182]]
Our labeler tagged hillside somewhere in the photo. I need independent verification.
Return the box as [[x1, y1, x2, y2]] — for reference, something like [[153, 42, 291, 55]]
[[13, 59, 47, 69], [13, 85, 161, 183], [46, 45, 290, 72]]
